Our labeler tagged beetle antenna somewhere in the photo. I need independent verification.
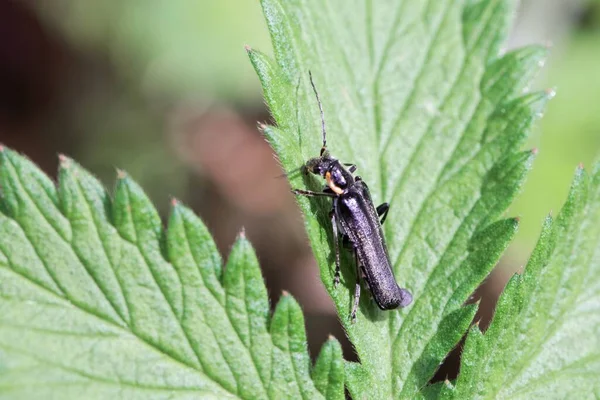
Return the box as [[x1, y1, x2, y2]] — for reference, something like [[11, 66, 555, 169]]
[[309, 71, 327, 156]]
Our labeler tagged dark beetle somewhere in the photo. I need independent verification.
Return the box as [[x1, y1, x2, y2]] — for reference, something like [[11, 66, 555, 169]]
[[292, 72, 412, 321]]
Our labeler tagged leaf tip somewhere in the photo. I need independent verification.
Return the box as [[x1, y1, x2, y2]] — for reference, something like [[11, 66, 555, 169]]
[[509, 215, 521, 232], [281, 290, 290, 297], [116, 169, 128, 180], [58, 154, 72, 169], [544, 87, 556, 100], [238, 226, 247, 239], [326, 334, 342, 347], [531, 147, 538, 156], [244, 44, 252, 53], [170, 197, 180, 208]]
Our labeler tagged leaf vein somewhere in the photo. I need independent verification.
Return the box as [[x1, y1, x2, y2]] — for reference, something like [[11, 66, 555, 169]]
[[0, 342, 227, 394], [181, 222, 267, 397]]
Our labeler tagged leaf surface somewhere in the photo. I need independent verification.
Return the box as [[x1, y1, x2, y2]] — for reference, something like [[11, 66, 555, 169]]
[[0, 148, 341, 399], [444, 164, 600, 399], [249, 0, 549, 397]]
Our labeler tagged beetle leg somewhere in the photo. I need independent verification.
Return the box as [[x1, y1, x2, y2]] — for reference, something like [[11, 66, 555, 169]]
[[291, 189, 336, 197], [350, 247, 361, 323], [344, 163, 357, 173], [376, 202, 390, 225], [330, 210, 341, 288]]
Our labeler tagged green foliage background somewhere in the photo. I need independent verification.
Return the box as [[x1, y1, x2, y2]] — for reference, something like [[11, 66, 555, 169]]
[[0, 0, 598, 399]]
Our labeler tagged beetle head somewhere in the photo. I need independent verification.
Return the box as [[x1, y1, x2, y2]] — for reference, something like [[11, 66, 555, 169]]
[[304, 151, 334, 177]]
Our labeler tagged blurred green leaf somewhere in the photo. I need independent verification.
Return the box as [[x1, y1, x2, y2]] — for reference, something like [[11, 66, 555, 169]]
[[512, 31, 600, 247], [0, 148, 343, 399], [34, 0, 271, 101], [249, 0, 549, 398], [445, 163, 600, 398]]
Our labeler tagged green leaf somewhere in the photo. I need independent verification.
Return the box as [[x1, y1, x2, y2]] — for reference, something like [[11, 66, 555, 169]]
[[249, 0, 549, 398], [312, 337, 345, 400], [0, 147, 341, 399], [446, 163, 600, 399]]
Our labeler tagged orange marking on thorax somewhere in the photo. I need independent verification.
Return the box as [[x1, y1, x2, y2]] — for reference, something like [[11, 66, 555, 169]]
[[326, 171, 344, 195]]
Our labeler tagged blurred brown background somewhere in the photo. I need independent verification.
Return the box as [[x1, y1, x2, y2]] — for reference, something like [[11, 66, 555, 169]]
[[1, 0, 599, 379]]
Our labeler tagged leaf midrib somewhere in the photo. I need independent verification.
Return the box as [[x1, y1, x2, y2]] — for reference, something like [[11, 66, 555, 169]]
[[74, 177, 132, 325], [225, 248, 270, 393]]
